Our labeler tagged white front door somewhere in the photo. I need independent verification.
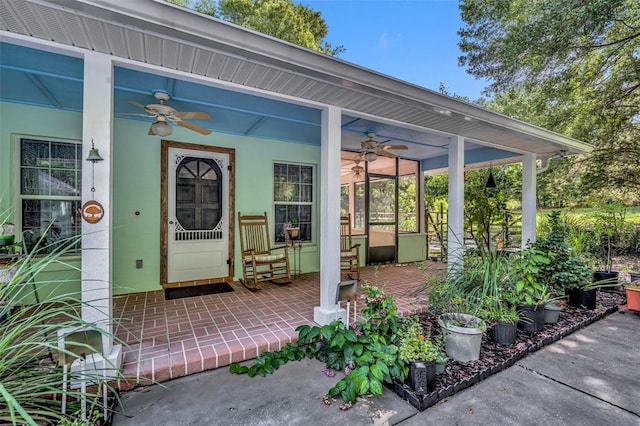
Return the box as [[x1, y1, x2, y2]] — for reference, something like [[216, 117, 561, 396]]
[[166, 146, 230, 283]]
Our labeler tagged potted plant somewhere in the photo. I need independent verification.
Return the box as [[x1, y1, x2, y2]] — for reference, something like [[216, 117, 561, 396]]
[[437, 312, 486, 362], [591, 203, 632, 286], [544, 298, 565, 324], [431, 333, 448, 374], [508, 247, 550, 332], [285, 218, 299, 239], [398, 316, 437, 395], [532, 211, 596, 303], [480, 299, 519, 345], [624, 283, 640, 312]]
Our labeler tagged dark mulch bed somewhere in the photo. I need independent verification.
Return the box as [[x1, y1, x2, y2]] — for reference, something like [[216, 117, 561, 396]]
[[393, 290, 627, 411]]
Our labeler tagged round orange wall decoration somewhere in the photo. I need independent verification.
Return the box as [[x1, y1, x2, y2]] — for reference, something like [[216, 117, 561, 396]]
[[81, 200, 105, 224]]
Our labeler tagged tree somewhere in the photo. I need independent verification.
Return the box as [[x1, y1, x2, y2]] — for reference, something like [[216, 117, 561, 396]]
[[166, 0, 344, 56], [458, 0, 640, 200]]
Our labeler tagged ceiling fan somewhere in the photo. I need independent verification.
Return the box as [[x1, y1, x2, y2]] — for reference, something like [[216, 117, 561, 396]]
[[359, 132, 407, 161], [351, 155, 364, 177], [121, 90, 212, 136]]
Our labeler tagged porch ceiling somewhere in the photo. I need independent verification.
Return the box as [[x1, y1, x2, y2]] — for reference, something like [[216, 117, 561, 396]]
[[0, 0, 592, 170]]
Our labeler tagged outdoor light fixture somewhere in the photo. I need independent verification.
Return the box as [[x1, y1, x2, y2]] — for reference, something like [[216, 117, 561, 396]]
[[150, 119, 172, 136], [485, 167, 497, 189], [364, 152, 378, 162]]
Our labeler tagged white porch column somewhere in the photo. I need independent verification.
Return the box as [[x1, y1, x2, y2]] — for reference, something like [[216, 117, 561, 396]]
[[447, 136, 465, 272], [314, 106, 343, 325], [522, 153, 537, 247], [419, 164, 426, 234], [80, 52, 121, 369]]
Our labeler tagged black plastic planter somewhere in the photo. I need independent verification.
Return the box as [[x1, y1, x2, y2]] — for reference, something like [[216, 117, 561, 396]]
[[408, 361, 436, 396], [517, 304, 545, 331], [567, 288, 597, 309], [490, 321, 517, 345]]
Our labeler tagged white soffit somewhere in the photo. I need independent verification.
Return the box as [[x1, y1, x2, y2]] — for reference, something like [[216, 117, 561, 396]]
[[0, 0, 593, 157]]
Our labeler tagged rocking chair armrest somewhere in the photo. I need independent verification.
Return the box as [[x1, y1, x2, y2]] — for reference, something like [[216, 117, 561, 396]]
[[242, 249, 256, 256], [270, 245, 289, 253], [351, 243, 361, 250]]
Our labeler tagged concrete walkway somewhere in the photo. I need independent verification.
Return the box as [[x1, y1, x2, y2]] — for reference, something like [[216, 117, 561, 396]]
[[112, 310, 640, 426]]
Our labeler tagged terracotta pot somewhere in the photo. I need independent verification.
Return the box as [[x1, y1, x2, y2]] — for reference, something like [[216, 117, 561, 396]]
[[625, 286, 640, 312]]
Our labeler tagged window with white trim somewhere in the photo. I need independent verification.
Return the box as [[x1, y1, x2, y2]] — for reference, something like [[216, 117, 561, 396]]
[[18, 137, 82, 253], [273, 162, 313, 243]]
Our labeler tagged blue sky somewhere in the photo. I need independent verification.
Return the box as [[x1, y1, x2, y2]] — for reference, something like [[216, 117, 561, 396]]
[[305, 0, 489, 100]]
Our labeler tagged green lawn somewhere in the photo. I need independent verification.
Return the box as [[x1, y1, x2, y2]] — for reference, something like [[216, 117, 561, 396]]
[[538, 206, 640, 226]]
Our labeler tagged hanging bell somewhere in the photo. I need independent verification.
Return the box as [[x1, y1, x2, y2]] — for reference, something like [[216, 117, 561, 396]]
[[86, 146, 104, 163]]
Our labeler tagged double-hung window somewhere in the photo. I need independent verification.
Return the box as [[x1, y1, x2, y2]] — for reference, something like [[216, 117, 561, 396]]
[[273, 162, 313, 243], [18, 137, 82, 253]]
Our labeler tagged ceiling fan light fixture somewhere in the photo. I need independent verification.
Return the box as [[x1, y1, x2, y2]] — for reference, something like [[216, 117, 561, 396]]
[[364, 152, 378, 162], [150, 120, 172, 136], [351, 165, 364, 177]]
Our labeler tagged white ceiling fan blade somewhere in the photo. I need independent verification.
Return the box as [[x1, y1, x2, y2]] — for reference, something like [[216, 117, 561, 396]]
[[383, 144, 408, 150], [177, 119, 212, 135], [117, 112, 153, 118], [174, 111, 211, 120], [128, 100, 149, 110]]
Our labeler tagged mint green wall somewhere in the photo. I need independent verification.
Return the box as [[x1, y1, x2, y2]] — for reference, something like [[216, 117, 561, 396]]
[[1, 102, 426, 298], [0, 102, 83, 296], [0, 102, 83, 212], [398, 233, 428, 263], [1, 103, 323, 296], [111, 118, 322, 294]]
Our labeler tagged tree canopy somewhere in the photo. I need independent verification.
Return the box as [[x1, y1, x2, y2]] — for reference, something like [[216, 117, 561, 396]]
[[166, 0, 344, 55], [458, 0, 640, 202]]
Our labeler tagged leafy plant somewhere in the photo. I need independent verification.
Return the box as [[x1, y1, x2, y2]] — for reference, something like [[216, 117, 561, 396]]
[[397, 316, 437, 363], [0, 226, 121, 425], [429, 250, 511, 317], [533, 211, 594, 293], [229, 281, 406, 409], [507, 247, 550, 306], [479, 297, 520, 324]]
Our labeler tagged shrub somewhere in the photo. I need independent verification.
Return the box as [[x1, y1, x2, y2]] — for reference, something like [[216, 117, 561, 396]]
[[229, 281, 406, 409]]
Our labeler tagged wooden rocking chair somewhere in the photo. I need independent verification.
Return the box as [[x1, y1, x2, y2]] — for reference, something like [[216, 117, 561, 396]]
[[340, 214, 361, 280], [238, 212, 292, 291]]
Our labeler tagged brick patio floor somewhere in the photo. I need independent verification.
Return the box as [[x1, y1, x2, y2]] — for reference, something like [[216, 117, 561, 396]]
[[112, 262, 446, 390]]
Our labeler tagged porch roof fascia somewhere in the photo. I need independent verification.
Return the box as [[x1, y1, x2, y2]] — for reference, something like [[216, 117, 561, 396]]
[[6, 0, 593, 157]]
